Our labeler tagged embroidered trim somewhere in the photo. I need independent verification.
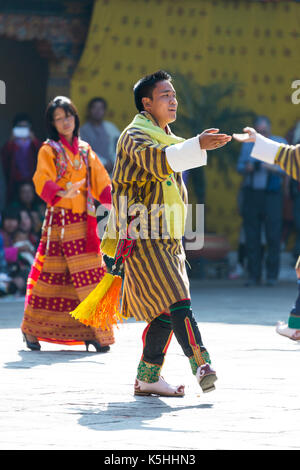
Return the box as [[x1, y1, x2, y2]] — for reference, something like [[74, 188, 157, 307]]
[[189, 350, 211, 375], [189, 356, 198, 375], [137, 360, 161, 383]]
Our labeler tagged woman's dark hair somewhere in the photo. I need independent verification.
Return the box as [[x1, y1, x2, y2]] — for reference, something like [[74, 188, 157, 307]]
[[45, 96, 80, 141], [19, 208, 34, 232], [1, 207, 21, 227], [133, 70, 172, 112], [17, 181, 36, 205]]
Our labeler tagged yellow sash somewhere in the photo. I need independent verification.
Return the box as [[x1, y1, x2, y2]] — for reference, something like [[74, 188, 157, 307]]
[[101, 113, 187, 257]]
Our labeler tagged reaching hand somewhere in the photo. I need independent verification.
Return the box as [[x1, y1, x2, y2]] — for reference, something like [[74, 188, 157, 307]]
[[199, 128, 232, 150], [233, 127, 257, 143], [18, 243, 35, 255], [58, 179, 86, 199]]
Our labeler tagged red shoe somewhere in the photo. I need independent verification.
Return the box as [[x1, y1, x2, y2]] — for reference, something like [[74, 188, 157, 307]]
[[196, 363, 217, 393]]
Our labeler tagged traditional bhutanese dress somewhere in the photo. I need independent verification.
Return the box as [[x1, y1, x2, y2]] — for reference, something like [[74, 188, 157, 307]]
[[71, 112, 214, 386], [251, 134, 300, 330], [111, 112, 207, 323], [21, 136, 114, 346]]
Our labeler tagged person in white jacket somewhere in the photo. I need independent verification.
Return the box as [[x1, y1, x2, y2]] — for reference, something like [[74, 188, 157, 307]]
[[234, 127, 300, 341]]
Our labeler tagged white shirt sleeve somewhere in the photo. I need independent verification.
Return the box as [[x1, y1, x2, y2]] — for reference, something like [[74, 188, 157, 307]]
[[251, 134, 283, 164], [165, 136, 207, 172]]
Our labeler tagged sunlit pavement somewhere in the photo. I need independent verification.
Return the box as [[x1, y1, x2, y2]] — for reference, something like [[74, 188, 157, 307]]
[[0, 280, 299, 450]]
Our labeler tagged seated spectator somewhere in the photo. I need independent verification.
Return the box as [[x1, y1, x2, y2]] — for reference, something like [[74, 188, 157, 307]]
[[11, 182, 44, 235], [18, 207, 38, 242], [1, 113, 41, 205], [0, 208, 21, 265], [0, 208, 33, 295], [0, 233, 9, 296], [0, 233, 23, 297], [13, 234, 35, 267], [14, 210, 38, 265], [80, 97, 120, 175]]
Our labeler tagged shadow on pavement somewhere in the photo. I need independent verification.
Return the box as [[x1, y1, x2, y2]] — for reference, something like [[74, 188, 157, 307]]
[[4, 349, 106, 369], [77, 397, 214, 433], [244, 347, 300, 352]]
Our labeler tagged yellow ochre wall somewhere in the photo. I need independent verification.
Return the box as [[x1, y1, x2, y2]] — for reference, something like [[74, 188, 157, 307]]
[[71, 0, 300, 247]]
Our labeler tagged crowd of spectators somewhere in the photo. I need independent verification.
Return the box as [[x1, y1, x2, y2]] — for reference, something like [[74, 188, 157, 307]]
[[1, 102, 299, 296], [0, 99, 120, 297], [0, 113, 46, 296], [0, 181, 43, 297]]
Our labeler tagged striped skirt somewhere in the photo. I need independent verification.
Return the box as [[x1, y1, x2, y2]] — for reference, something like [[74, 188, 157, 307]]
[[21, 207, 114, 346], [122, 238, 190, 323]]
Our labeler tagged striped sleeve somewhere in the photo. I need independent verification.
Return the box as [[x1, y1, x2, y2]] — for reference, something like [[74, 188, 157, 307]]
[[120, 129, 173, 181], [275, 144, 300, 181]]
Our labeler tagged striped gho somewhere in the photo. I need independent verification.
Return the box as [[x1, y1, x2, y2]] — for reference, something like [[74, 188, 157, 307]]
[[273, 145, 300, 331], [275, 144, 300, 180]]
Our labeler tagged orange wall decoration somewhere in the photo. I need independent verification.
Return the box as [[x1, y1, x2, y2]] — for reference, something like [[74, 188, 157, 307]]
[[71, 0, 300, 247]]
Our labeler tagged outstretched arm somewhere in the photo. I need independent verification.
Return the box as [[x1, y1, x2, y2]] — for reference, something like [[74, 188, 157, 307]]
[[166, 128, 232, 173], [233, 128, 300, 180]]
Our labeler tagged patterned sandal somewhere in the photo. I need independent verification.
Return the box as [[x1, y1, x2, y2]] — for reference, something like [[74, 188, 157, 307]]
[[134, 376, 185, 397], [196, 363, 217, 393]]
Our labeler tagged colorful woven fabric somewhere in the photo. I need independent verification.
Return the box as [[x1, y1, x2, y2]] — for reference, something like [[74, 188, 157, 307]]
[[24, 241, 45, 310], [45, 138, 100, 253], [21, 208, 114, 346], [189, 352, 211, 375]]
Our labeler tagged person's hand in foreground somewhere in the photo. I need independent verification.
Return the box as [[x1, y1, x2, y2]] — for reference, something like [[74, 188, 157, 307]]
[[233, 127, 257, 143], [199, 128, 232, 150]]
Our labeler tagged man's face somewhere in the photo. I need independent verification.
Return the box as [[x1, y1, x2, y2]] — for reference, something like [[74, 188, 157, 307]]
[[255, 120, 271, 137], [143, 80, 178, 128], [90, 101, 106, 122]]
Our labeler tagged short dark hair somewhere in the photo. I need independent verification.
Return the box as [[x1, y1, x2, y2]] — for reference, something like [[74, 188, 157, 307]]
[[87, 97, 107, 110], [254, 115, 271, 128], [1, 207, 21, 224], [133, 70, 172, 112], [45, 96, 80, 141], [12, 113, 32, 128]]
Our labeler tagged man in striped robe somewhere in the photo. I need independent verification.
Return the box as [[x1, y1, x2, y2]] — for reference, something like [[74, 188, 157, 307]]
[[234, 127, 300, 341], [110, 70, 231, 396]]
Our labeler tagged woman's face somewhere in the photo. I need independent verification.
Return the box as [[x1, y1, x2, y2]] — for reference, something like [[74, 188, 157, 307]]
[[19, 184, 34, 206], [20, 211, 32, 233], [52, 107, 75, 138], [3, 218, 18, 234]]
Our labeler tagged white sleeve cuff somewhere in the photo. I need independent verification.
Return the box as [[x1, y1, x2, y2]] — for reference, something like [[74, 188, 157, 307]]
[[165, 136, 207, 172], [251, 134, 282, 164]]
